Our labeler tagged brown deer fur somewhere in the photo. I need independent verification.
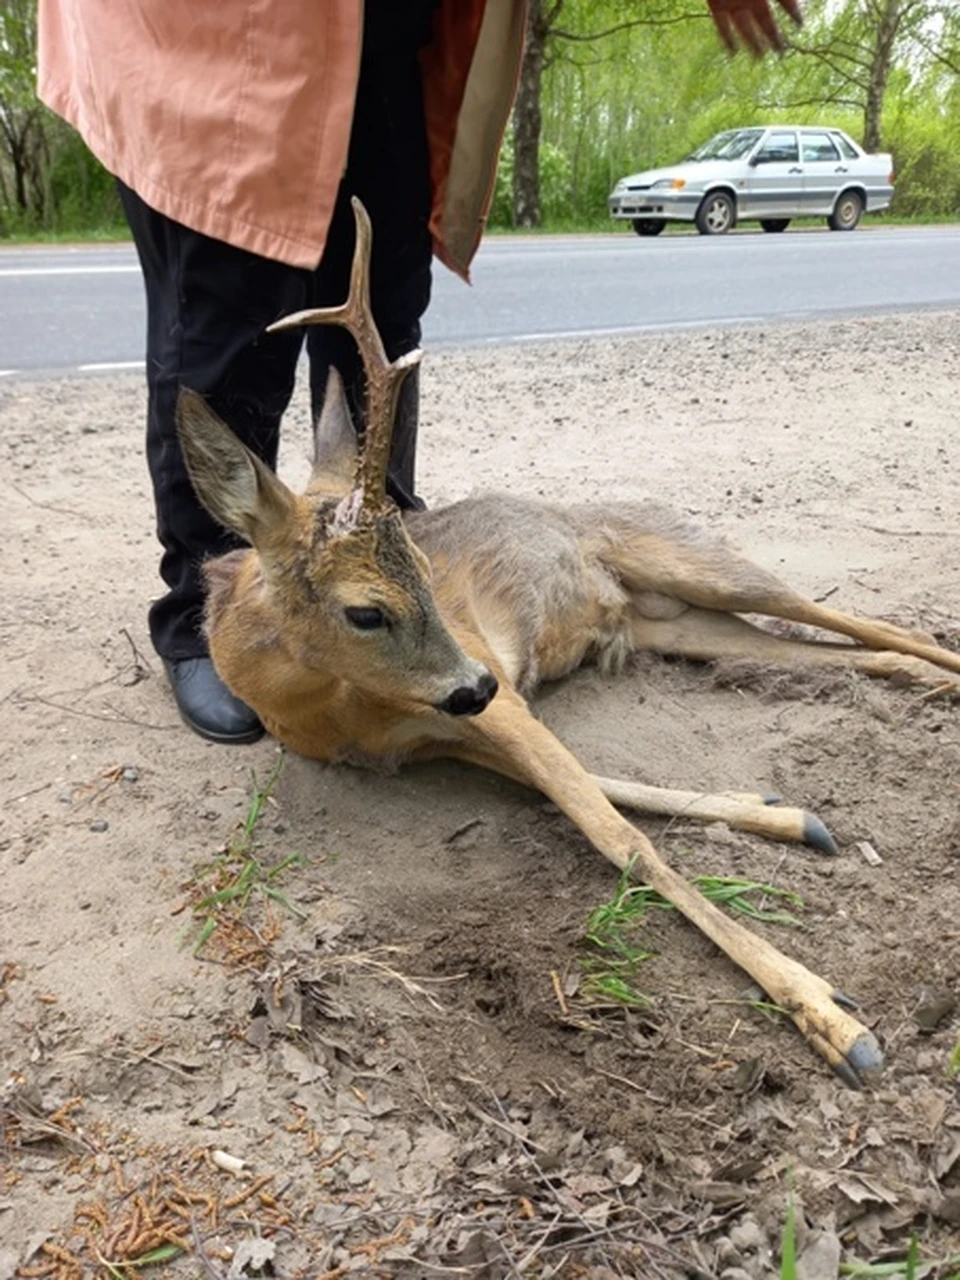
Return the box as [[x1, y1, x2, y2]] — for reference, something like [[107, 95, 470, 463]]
[[175, 201, 960, 1087]]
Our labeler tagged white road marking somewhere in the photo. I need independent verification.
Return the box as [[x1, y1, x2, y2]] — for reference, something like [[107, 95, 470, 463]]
[[456, 316, 769, 346], [78, 360, 144, 372], [0, 265, 139, 278]]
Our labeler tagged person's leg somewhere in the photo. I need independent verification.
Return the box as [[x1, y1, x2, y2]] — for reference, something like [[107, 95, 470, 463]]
[[119, 181, 309, 740], [307, 22, 433, 511]]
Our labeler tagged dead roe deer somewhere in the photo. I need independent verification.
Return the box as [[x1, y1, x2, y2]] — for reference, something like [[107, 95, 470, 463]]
[[177, 200, 960, 1087]]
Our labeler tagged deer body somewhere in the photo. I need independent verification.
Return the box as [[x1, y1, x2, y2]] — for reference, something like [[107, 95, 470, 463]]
[[177, 200, 960, 1089], [203, 488, 959, 762]]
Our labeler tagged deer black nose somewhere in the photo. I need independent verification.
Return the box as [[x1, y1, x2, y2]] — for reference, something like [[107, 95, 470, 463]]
[[437, 672, 499, 717]]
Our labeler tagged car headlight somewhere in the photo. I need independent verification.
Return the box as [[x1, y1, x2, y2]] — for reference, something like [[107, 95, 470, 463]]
[[651, 178, 686, 190], [612, 179, 626, 194]]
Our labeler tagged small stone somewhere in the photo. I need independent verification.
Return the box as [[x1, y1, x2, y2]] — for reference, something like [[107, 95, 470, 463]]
[[934, 1192, 960, 1224], [728, 1218, 765, 1253], [915, 1049, 942, 1072], [716, 1239, 743, 1266], [89, 820, 109, 833], [796, 1230, 841, 1280], [914, 986, 957, 1032], [122, 767, 139, 783]]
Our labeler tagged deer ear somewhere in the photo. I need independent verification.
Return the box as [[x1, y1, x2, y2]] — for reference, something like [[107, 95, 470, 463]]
[[176, 388, 297, 547], [312, 368, 359, 491]]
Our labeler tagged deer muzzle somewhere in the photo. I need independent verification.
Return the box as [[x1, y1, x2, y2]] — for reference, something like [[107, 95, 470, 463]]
[[436, 670, 499, 717]]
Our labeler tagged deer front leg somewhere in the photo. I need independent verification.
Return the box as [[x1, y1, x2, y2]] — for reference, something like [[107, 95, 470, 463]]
[[451, 694, 883, 1087]]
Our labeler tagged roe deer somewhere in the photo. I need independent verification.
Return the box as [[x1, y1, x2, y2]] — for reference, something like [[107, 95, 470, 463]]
[[177, 200, 960, 1088]]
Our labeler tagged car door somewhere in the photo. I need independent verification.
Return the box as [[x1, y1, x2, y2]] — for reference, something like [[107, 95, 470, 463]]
[[739, 130, 802, 218], [800, 130, 847, 213]]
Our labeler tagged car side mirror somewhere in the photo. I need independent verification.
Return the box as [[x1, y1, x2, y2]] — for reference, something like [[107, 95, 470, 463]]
[[748, 155, 761, 167]]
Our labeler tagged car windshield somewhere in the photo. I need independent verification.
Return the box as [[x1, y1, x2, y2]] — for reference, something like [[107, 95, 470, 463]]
[[686, 129, 764, 162]]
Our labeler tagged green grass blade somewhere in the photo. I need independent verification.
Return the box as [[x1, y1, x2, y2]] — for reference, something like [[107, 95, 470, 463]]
[[193, 915, 218, 954], [127, 1243, 186, 1267], [780, 1197, 796, 1280]]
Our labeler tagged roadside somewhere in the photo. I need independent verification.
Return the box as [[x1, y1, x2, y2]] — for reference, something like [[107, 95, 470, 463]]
[[3, 211, 960, 250], [2, 312, 959, 1278]]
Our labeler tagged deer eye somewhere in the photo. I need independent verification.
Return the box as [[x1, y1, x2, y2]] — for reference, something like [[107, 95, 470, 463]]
[[343, 606, 387, 631]]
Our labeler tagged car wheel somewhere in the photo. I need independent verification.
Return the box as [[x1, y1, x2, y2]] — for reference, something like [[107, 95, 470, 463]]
[[632, 218, 665, 237], [827, 190, 863, 231], [760, 219, 791, 233], [695, 191, 735, 235]]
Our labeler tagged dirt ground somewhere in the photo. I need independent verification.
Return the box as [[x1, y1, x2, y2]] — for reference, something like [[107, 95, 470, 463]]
[[2, 310, 959, 1280]]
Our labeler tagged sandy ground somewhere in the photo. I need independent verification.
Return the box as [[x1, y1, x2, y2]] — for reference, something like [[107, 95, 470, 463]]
[[2, 311, 959, 1279]]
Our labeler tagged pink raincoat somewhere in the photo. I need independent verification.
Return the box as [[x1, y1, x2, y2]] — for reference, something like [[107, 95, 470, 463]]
[[37, 0, 525, 278]]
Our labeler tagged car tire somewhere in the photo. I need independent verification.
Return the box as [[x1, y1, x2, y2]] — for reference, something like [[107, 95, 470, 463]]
[[695, 191, 735, 235], [827, 190, 864, 231], [760, 219, 791, 233], [632, 218, 665, 237]]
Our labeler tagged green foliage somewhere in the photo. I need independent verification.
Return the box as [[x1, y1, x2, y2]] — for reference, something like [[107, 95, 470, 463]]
[[490, 130, 574, 228], [520, 0, 960, 226], [3, 0, 960, 238], [780, 1197, 797, 1279], [44, 125, 125, 232], [579, 863, 803, 1008], [183, 755, 307, 957]]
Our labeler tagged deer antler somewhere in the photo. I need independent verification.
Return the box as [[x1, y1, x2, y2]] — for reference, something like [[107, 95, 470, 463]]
[[267, 198, 422, 516]]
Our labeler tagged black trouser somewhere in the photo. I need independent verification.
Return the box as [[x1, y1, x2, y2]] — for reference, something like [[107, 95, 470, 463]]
[[119, 40, 433, 660]]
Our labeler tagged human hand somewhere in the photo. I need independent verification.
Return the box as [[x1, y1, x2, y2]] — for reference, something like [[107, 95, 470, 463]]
[[707, 0, 803, 55]]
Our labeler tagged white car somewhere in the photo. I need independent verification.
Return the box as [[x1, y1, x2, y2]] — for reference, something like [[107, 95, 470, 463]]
[[608, 126, 895, 236]]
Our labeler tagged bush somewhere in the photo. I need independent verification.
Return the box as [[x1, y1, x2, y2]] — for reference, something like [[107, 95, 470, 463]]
[[488, 130, 574, 228], [45, 127, 124, 232]]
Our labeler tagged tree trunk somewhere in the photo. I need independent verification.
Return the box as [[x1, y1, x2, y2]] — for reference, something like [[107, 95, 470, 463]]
[[512, 0, 554, 228], [862, 0, 901, 152]]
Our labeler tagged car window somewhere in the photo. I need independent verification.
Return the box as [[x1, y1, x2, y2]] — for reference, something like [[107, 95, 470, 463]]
[[802, 132, 841, 162], [754, 131, 799, 164], [833, 133, 859, 159], [688, 128, 764, 162]]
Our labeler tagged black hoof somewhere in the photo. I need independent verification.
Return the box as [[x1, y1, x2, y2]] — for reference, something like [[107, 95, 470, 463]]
[[803, 812, 838, 856], [832, 989, 861, 1012], [833, 1031, 884, 1089]]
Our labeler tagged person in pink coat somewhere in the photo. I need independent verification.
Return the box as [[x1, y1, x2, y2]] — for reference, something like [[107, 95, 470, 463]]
[[37, 0, 801, 744]]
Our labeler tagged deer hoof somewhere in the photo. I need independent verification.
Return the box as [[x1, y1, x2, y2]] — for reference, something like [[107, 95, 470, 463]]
[[802, 812, 838, 856], [831, 988, 861, 1012], [833, 1031, 884, 1089]]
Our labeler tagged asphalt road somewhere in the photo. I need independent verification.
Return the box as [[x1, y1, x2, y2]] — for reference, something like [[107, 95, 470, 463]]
[[2, 226, 959, 377]]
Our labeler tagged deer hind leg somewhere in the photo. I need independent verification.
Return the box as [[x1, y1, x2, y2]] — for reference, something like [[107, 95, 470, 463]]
[[591, 517, 960, 690], [450, 692, 883, 1087], [626, 604, 960, 694]]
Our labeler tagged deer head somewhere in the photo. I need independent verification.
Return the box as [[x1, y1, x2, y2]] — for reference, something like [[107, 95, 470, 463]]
[[176, 199, 498, 723]]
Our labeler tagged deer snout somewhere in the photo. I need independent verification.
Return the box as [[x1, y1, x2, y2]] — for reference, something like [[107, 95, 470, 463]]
[[437, 671, 499, 717]]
